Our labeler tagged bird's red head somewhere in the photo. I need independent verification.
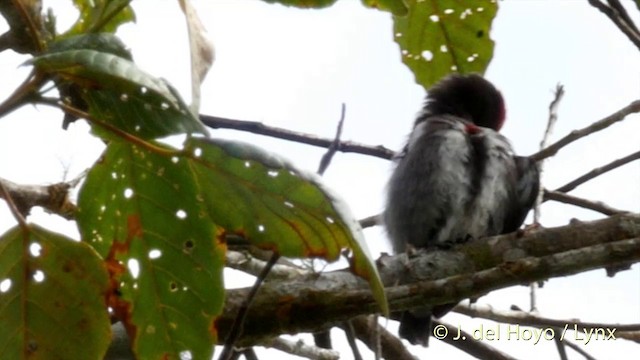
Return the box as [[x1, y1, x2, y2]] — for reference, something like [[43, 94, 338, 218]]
[[420, 74, 506, 131]]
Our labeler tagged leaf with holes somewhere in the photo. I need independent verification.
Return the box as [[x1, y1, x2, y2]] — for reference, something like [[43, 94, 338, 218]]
[[393, 0, 498, 89], [77, 142, 225, 360], [77, 138, 387, 358], [0, 225, 110, 360], [67, 0, 135, 34], [31, 49, 208, 139], [186, 137, 386, 316], [361, 0, 409, 16]]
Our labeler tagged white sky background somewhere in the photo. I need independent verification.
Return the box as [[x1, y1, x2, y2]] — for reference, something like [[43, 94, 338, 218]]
[[1, 0, 639, 359]]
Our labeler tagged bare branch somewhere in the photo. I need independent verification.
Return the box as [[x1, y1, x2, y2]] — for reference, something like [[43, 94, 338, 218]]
[[359, 214, 381, 229], [454, 303, 640, 332], [0, 176, 79, 220], [543, 190, 628, 215], [532, 84, 565, 312], [225, 250, 312, 281], [348, 316, 415, 360], [200, 114, 395, 160], [555, 150, 640, 193], [588, 0, 640, 51], [262, 337, 340, 360], [215, 215, 640, 345], [531, 100, 640, 162]]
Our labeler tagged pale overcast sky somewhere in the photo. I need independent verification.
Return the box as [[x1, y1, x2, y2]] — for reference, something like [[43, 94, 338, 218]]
[[0, 1, 639, 359]]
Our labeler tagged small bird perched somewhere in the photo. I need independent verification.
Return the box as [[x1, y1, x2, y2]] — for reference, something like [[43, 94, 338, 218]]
[[384, 74, 539, 346]]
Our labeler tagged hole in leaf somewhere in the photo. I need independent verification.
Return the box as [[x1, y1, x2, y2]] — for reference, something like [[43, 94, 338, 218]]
[[244, 161, 251, 168], [401, 49, 408, 55], [451, 65, 458, 71], [176, 210, 187, 219], [257, 224, 265, 233], [325, 216, 335, 224], [477, 7, 484, 12], [33, 270, 45, 283], [444, 8, 454, 14], [127, 259, 140, 279], [0, 279, 12, 292], [171, 157, 179, 164], [476, 29, 484, 38], [429, 14, 439, 22], [161, 102, 170, 110], [193, 147, 202, 157], [267, 170, 279, 177], [140, 86, 148, 94], [149, 249, 162, 259], [184, 240, 195, 254], [120, 93, 129, 102], [440, 45, 448, 53], [111, 172, 118, 180], [284, 201, 294, 208], [29, 243, 42, 257], [395, 32, 402, 38], [124, 188, 134, 199], [135, 125, 141, 132], [422, 50, 433, 61], [179, 350, 192, 360], [170, 282, 179, 292]]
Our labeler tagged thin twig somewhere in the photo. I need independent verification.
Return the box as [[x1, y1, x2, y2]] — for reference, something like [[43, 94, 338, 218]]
[[200, 114, 395, 160], [0, 178, 28, 230], [563, 339, 597, 360], [343, 321, 363, 360], [347, 316, 415, 360], [317, 103, 346, 175], [543, 190, 628, 215], [553, 334, 569, 360], [532, 84, 565, 312], [359, 214, 381, 229], [262, 337, 340, 360], [588, 0, 640, 51], [219, 253, 280, 360], [608, 0, 640, 33], [531, 100, 640, 162], [555, 150, 640, 193], [454, 303, 640, 332]]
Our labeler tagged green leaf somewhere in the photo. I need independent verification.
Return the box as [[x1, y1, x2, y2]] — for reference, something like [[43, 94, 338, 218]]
[[260, 0, 338, 9], [31, 49, 208, 139], [0, 225, 111, 360], [67, 0, 135, 34], [49, 33, 133, 60], [77, 138, 388, 358], [77, 142, 225, 360], [393, 0, 498, 89], [361, 0, 409, 16]]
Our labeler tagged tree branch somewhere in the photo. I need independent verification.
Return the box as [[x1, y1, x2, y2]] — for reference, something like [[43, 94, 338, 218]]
[[543, 190, 628, 215], [588, 0, 640, 51], [199, 114, 395, 160], [554, 150, 640, 193], [262, 337, 340, 360], [0, 176, 80, 220], [531, 100, 640, 161], [454, 303, 640, 333], [214, 214, 640, 346]]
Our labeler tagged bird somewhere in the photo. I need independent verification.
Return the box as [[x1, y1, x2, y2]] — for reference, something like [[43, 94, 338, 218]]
[[384, 73, 540, 346]]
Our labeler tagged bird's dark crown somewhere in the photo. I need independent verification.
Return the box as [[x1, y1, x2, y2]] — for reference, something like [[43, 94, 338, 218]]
[[419, 74, 506, 131]]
